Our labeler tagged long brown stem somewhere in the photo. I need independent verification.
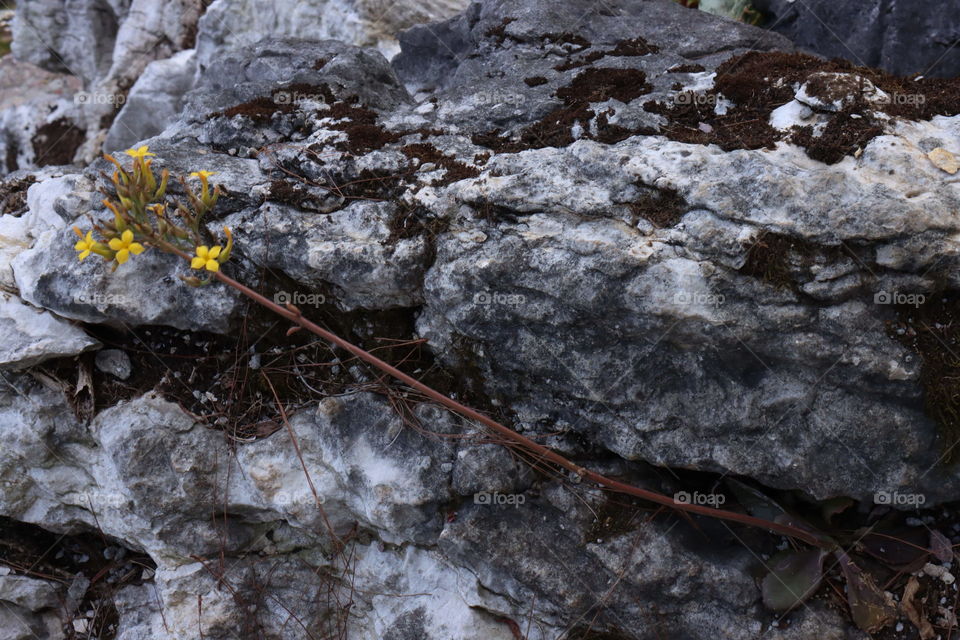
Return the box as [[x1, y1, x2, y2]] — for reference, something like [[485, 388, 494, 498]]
[[159, 241, 828, 548]]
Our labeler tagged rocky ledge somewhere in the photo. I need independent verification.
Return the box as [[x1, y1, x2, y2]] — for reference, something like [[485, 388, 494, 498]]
[[1, 0, 960, 639]]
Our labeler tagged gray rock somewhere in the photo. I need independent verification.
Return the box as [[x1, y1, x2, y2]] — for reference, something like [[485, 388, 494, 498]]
[[104, 49, 198, 153], [94, 348, 132, 380], [0, 574, 63, 611], [224, 201, 430, 310], [196, 0, 470, 65], [753, 0, 960, 78], [7, 0, 960, 638], [0, 293, 99, 368], [12, 226, 242, 333]]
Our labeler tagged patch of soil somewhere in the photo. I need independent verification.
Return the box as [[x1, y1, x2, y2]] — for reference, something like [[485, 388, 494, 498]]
[[31, 118, 85, 167], [400, 143, 480, 186], [0, 516, 155, 640], [523, 76, 549, 87], [889, 292, 960, 464], [645, 51, 960, 164]]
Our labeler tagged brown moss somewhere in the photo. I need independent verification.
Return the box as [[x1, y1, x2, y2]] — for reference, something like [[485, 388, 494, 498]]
[[740, 234, 796, 289], [627, 184, 686, 228], [667, 63, 706, 73], [473, 67, 653, 153], [608, 36, 659, 56], [327, 99, 401, 154], [553, 50, 605, 72], [484, 17, 517, 45], [889, 292, 960, 464], [646, 51, 960, 164], [791, 108, 884, 164], [401, 143, 480, 186], [738, 232, 847, 292], [556, 67, 651, 105]]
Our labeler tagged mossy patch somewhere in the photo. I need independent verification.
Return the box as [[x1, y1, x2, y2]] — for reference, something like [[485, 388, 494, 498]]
[[627, 183, 686, 228], [645, 51, 960, 164], [472, 67, 654, 153], [401, 143, 480, 186], [889, 292, 960, 463], [738, 232, 846, 292]]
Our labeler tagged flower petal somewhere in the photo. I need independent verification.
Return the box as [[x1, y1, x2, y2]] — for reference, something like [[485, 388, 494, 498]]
[[129, 242, 145, 255], [115, 249, 130, 264], [191, 257, 206, 270], [196, 246, 209, 260], [75, 240, 87, 251], [78, 250, 90, 261], [205, 260, 220, 273], [121, 229, 134, 244], [108, 238, 124, 251], [208, 246, 221, 259]]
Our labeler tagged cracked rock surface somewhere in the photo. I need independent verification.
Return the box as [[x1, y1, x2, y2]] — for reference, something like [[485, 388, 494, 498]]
[[2, 0, 960, 638]]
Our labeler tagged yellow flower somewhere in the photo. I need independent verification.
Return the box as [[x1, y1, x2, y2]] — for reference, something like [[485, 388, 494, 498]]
[[108, 229, 145, 265], [191, 245, 222, 272], [73, 227, 97, 261], [124, 145, 155, 161], [190, 170, 216, 181]]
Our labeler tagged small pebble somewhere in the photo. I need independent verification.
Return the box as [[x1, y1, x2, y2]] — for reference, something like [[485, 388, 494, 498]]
[[95, 349, 133, 381]]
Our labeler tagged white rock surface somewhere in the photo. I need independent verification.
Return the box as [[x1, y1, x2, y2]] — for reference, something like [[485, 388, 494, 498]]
[[0, 293, 98, 368]]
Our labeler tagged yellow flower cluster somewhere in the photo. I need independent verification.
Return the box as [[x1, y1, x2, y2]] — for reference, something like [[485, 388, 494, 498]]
[[71, 145, 233, 282]]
